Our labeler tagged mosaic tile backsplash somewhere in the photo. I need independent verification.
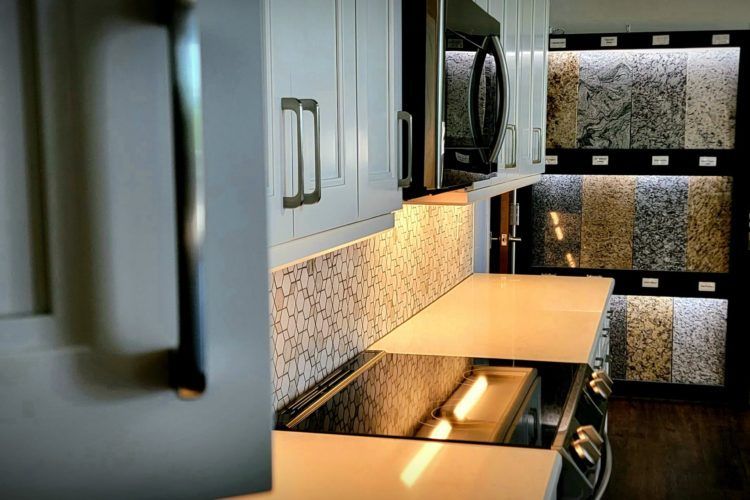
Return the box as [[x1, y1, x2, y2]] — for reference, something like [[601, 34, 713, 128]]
[[547, 48, 740, 150], [608, 295, 727, 386], [532, 174, 732, 272], [270, 204, 474, 410]]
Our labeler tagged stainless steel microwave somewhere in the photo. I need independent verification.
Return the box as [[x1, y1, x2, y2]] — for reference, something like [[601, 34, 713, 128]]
[[402, 0, 510, 199]]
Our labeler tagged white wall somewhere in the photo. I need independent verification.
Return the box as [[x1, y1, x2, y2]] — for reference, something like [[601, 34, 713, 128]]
[[550, 0, 750, 33]]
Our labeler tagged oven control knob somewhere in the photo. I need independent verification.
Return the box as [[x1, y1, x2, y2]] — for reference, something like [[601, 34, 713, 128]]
[[572, 425, 603, 465], [589, 371, 613, 399]]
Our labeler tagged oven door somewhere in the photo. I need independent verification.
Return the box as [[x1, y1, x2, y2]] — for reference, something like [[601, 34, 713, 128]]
[[442, 32, 510, 188]]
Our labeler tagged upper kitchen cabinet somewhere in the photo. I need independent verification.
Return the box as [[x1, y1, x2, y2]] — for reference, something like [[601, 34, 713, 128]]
[[263, 0, 404, 269]]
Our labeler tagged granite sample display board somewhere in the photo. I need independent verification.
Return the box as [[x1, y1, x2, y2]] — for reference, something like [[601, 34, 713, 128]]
[[547, 47, 740, 150], [531, 174, 732, 273]]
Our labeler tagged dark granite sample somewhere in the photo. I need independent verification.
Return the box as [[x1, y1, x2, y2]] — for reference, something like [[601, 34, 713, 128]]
[[686, 176, 732, 273], [577, 51, 633, 149], [685, 48, 740, 149], [626, 296, 673, 382], [631, 51, 688, 148], [633, 176, 689, 271], [672, 298, 727, 386], [580, 175, 636, 269], [608, 295, 628, 380], [532, 175, 583, 267], [547, 52, 580, 149]]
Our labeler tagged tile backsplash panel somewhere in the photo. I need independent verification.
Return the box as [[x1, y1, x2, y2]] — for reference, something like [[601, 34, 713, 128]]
[[270, 204, 474, 410]]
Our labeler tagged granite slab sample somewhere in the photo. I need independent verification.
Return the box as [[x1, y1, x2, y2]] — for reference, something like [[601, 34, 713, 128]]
[[686, 176, 732, 273], [633, 176, 689, 271], [547, 52, 580, 149], [685, 48, 740, 149], [543, 212, 581, 268], [626, 296, 673, 382], [630, 51, 688, 148], [580, 175, 636, 269], [577, 51, 633, 149], [445, 50, 483, 147], [672, 298, 727, 386], [608, 295, 628, 380], [532, 175, 583, 267]]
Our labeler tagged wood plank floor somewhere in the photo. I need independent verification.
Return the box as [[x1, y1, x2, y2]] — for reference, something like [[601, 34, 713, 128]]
[[604, 398, 750, 499]]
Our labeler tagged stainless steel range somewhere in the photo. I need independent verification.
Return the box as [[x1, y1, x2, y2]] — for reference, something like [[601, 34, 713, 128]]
[[277, 351, 613, 499]]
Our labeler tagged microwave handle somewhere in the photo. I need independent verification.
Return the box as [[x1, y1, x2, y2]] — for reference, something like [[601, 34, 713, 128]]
[[488, 35, 511, 165]]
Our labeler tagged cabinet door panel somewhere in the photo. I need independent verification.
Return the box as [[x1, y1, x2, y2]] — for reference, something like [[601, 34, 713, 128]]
[[268, 0, 358, 240], [516, 0, 534, 172], [529, 0, 549, 174], [490, 0, 519, 170], [357, 0, 402, 220]]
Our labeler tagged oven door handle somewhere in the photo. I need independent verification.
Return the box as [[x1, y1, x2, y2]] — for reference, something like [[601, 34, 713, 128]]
[[488, 35, 510, 165], [592, 433, 613, 500], [467, 39, 489, 164]]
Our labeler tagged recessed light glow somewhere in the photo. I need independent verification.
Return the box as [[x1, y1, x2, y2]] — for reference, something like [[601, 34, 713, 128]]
[[453, 375, 488, 421], [550, 211, 560, 226], [565, 252, 576, 268], [555, 227, 564, 241]]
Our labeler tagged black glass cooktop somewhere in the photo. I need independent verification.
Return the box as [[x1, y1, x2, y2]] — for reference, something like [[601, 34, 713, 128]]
[[277, 351, 584, 450]]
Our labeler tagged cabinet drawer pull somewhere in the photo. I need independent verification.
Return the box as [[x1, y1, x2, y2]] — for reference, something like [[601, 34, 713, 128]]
[[281, 97, 305, 209], [300, 99, 322, 205], [397, 111, 413, 188], [532, 127, 543, 164]]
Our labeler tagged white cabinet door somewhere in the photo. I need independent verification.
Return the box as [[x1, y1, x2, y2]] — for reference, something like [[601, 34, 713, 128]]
[[0, 1, 272, 497], [267, 0, 359, 240], [529, 0, 549, 175], [357, 0, 403, 220], [489, 0, 520, 170], [515, 0, 535, 173]]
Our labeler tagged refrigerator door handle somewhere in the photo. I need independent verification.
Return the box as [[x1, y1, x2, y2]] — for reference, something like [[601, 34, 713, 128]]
[[165, 0, 207, 399]]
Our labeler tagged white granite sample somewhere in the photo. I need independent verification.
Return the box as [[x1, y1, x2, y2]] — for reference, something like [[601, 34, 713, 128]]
[[685, 48, 740, 149], [672, 298, 727, 386], [631, 50, 688, 148], [577, 51, 633, 149]]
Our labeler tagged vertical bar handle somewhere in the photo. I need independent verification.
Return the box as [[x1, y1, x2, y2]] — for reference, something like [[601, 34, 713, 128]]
[[300, 99, 321, 205], [504, 124, 517, 169], [397, 111, 413, 188], [489, 35, 511, 164], [165, 0, 206, 399], [532, 127, 543, 164], [281, 97, 305, 209]]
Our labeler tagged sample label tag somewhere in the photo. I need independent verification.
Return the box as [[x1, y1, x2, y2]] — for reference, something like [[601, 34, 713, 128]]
[[699, 281, 717, 292], [550, 38, 567, 49], [601, 36, 618, 47], [651, 155, 669, 166], [712, 34, 731, 45], [455, 152, 471, 164], [699, 156, 718, 167], [642, 278, 659, 289], [652, 35, 670, 46], [592, 155, 609, 166], [545, 155, 559, 165]]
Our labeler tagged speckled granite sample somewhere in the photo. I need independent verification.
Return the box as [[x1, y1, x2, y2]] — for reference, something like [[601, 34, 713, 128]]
[[580, 175, 636, 269], [577, 51, 632, 149], [547, 52, 580, 149], [672, 298, 727, 386], [631, 51, 687, 148], [608, 295, 628, 380], [633, 176, 689, 271], [543, 212, 581, 268], [686, 176, 732, 273], [445, 50, 482, 147], [626, 296, 673, 382], [685, 48, 740, 149], [532, 175, 583, 267]]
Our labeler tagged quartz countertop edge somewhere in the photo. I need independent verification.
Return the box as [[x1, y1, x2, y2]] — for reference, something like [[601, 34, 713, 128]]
[[371, 273, 615, 365], [243, 431, 563, 500]]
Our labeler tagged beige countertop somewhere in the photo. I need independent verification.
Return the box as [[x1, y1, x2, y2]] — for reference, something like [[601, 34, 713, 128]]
[[245, 431, 562, 500], [371, 273, 614, 365]]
